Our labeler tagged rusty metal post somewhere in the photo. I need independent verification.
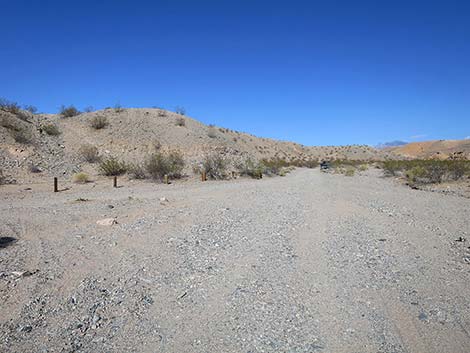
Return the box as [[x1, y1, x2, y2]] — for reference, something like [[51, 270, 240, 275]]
[[113, 176, 117, 188], [201, 171, 206, 181], [54, 177, 58, 192]]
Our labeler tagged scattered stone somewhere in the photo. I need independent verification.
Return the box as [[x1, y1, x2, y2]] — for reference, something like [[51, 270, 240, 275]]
[[96, 218, 118, 226]]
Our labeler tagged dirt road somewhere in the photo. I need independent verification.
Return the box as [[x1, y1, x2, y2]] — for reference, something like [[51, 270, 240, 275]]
[[1, 169, 469, 352]]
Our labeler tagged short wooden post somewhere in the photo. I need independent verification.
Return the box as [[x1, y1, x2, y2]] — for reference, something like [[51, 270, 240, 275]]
[[54, 177, 58, 192], [231, 171, 236, 179], [164, 174, 169, 184], [201, 171, 207, 182], [113, 176, 117, 188]]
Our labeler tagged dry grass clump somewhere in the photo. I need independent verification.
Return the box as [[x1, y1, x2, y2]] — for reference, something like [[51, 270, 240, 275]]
[[73, 172, 90, 184], [0, 97, 21, 114], [60, 105, 80, 117], [90, 116, 108, 129], [42, 123, 61, 136], [128, 163, 147, 179], [79, 144, 100, 163], [382, 159, 470, 184], [145, 150, 185, 181], [99, 157, 127, 176]]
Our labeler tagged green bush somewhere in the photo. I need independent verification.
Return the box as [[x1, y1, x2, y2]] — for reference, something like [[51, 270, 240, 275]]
[[145, 150, 185, 180], [90, 116, 108, 129], [99, 157, 127, 176], [60, 105, 80, 117], [42, 123, 61, 136]]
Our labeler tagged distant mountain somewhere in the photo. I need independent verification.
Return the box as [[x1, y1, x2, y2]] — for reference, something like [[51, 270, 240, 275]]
[[376, 140, 408, 149]]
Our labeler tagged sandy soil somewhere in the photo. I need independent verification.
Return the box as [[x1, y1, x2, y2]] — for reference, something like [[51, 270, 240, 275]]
[[1, 169, 469, 352]]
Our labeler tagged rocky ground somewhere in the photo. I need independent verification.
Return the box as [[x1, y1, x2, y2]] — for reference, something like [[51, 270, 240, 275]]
[[1, 169, 469, 352]]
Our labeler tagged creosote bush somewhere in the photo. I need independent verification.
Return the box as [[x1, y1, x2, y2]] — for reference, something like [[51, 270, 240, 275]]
[[73, 172, 90, 184], [236, 158, 264, 179], [145, 150, 185, 180], [79, 144, 100, 163], [99, 157, 127, 176], [90, 116, 108, 129], [201, 153, 227, 179], [42, 123, 61, 136], [382, 159, 470, 184], [60, 105, 80, 117]]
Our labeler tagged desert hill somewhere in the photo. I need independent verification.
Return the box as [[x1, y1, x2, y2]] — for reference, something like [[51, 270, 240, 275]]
[[1, 107, 393, 183], [387, 139, 470, 160]]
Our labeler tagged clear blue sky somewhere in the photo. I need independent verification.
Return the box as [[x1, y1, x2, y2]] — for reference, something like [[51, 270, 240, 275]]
[[1, 0, 469, 146]]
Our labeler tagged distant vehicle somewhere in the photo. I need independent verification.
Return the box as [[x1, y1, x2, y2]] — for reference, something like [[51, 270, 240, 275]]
[[320, 161, 330, 171]]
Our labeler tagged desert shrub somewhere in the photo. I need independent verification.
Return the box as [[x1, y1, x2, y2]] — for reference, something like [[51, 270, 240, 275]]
[[83, 106, 94, 113], [79, 144, 100, 163], [358, 164, 368, 172], [73, 172, 90, 184], [260, 158, 290, 175], [174, 106, 186, 115], [145, 150, 185, 180], [175, 117, 186, 127], [90, 116, 108, 129], [12, 129, 33, 144], [201, 153, 227, 179], [128, 163, 147, 179], [0, 98, 20, 114], [42, 123, 60, 136], [382, 159, 470, 184], [0, 169, 5, 185], [237, 158, 264, 179], [60, 105, 80, 117], [99, 157, 127, 176], [114, 103, 124, 113], [207, 125, 217, 138], [158, 110, 166, 117], [23, 105, 37, 114]]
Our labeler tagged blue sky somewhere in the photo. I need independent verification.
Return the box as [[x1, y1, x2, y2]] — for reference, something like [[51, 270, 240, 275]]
[[1, 0, 469, 146]]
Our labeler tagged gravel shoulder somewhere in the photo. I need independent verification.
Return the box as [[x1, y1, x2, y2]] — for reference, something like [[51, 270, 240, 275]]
[[1, 169, 469, 352]]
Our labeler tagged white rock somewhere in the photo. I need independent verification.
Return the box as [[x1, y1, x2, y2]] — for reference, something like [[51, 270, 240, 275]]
[[96, 218, 117, 226]]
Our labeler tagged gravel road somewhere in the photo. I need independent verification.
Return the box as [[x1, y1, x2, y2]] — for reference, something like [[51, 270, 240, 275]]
[[1, 169, 469, 352]]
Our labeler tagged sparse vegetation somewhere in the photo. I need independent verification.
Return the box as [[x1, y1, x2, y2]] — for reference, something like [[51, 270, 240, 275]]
[[128, 163, 147, 179], [42, 123, 61, 136], [73, 172, 90, 184], [23, 105, 37, 114], [175, 117, 186, 127], [114, 103, 124, 113], [90, 116, 108, 129], [12, 129, 33, 144], [79, 144, 100, 163], [236, 158, 264, 179], [382, 159, 470, 184], [99, 157, 127, 176], [145, 150, 185, 181], [83, 106, 94, 113], [201, 153, 227, 179], [0, 98, 20, 114], [60, 105, 80, 117]]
